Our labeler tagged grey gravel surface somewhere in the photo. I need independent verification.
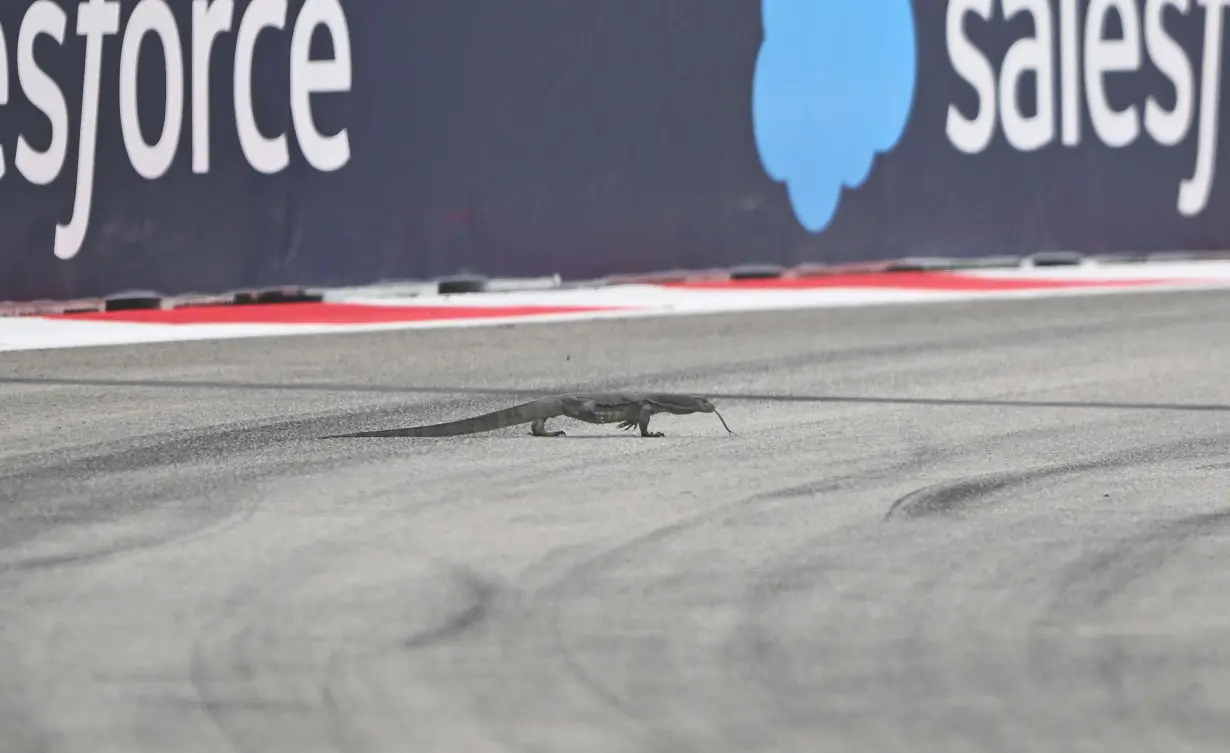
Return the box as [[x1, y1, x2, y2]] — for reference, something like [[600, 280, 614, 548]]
[[2, 290, 1230, 753]]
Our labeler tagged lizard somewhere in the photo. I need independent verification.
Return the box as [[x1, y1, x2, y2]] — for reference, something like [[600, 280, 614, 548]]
[[323, 392, 734, 438]]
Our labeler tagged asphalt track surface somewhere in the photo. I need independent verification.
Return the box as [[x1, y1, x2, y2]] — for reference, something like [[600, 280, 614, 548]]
[[2, 289, 1230, 752]]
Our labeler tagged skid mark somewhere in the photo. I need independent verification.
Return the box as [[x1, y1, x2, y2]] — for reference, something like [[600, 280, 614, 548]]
[[1008, 431, 1230, 743], [523, 447, 940, 749], [1040, 508, 1230, 624], [1025, 505, 1230, 737], [189, 565, 501, 753], [884, 464, 1091, 520], [317, 566, 500, 753], [182, 455, 532, 753], [885, 432, 1230, 521], [402, 570, 498, 650]]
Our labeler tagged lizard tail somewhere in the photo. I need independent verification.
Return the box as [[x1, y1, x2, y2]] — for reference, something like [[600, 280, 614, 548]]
[[713, 408, 734, 435], [322, 401, 543, 438]]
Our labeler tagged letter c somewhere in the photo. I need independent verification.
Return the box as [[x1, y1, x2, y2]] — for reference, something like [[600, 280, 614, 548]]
[[234, 0, 288, 174]]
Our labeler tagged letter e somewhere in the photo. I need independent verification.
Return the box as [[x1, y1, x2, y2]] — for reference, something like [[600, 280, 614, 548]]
[[16, 0, 69, 185], [946, 0, 998, 154], [290, 0, 351, 171]]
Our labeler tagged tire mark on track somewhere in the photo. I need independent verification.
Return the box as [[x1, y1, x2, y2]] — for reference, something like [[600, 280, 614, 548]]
[[729, 436, 982, 735], [525, 417, 1133, 745], [730, 430, 1230, 748], [0, 497, 262, 574], [884, 464, 1098, 520], [401, 569, 498, 651], [874, 430, 1230, 747], [0, 450, 354, 574], [524, 448, 941, 750], [0, 418, 323, 546], [885, 431, 1230, 521], [0, 401, 497, 572], [1026, 505, 1230, 740], [319, 566, 500, 753], [0, 398, 455, 505], [12, 416, 560, 753], [187, 449, 609, 753], [1043, 508, 1230, 618]]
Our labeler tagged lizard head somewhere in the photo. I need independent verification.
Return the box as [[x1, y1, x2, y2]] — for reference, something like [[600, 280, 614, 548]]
[[652, 395, 715, 414], [652, 395, 734, 434]]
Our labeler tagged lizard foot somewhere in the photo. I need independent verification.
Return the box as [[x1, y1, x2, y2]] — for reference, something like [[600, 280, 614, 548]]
[[642, 431, 666, 438], [531, 430, 567, 437]]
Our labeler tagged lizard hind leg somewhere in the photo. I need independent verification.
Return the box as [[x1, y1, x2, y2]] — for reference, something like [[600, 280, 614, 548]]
[[530, 418, 566, 437]]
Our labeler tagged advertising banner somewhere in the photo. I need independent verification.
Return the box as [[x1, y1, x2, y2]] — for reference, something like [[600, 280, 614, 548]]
[[1, 0, 1227, 301]]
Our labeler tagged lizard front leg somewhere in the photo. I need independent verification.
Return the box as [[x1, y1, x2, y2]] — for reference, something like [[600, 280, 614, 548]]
[[637, 405, 665, 438], [530, 418, 566, 437]]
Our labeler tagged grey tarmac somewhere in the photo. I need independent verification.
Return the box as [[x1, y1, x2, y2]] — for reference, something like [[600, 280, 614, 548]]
[[1, 289, 1229, 752]]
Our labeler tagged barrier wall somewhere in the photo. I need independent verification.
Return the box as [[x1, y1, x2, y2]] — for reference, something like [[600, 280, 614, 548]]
[[1, 0, 1229, 302]]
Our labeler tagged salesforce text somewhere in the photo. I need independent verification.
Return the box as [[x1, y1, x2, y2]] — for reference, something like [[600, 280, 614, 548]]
[[946, 0, 1227, 217], [0, 0, 352, 261]]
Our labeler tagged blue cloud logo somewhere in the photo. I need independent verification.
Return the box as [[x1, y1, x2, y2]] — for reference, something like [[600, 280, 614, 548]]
[[752, 0, 918, 233]]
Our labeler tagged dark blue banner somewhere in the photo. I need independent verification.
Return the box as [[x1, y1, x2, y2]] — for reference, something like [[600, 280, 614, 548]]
[[2, 0, 1228, 301]]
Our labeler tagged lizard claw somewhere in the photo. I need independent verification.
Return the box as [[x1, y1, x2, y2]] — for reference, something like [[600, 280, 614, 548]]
[[643, 431, 665, 438]]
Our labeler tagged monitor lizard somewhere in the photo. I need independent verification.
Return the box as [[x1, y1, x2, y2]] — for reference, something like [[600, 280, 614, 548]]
[[323, 392, 733, 438]]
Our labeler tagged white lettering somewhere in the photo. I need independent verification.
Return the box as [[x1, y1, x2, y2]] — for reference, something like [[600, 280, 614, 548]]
[[1179, 0, 1230, 216], [119, 0, 184, 179], [946, 0, 997, 154], [1144, 0, 1194, 146], [56, 0, 120, 261], [1000, 0, 1055, 151], [1059, 0, 1080, 144], [0, 0, 353, 260], [191, 0, 233, 174], [1085, 0, 1142, 148], [234, 0, 288, 174], [16, 1, 68, 186], [945, 0, 1223, 218], [0, 25, 7, 180], [290, 0, 350, 171]]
